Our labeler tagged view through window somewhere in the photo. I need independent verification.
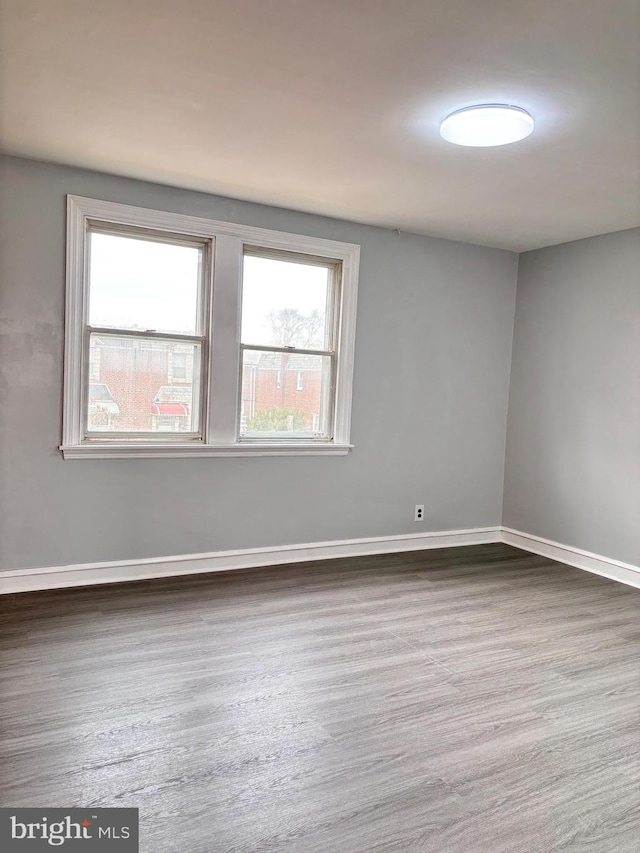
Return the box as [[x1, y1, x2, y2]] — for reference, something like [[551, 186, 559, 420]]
[[86, 230, 205, 437], [63, 196, 359, 457], [240, 252, 337, 439]]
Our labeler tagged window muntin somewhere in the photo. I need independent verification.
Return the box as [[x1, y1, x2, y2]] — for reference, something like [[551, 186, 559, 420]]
[[239, 250, 339, 441]]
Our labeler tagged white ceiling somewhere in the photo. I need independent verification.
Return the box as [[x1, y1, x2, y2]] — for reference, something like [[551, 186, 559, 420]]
[[1, 0, 639, 251]]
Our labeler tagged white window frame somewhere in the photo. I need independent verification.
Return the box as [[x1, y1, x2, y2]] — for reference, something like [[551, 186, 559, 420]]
[[61, 196, 360, 459]]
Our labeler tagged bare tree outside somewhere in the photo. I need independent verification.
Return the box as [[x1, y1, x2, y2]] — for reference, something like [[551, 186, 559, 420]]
[[267, 308, 325, 349]]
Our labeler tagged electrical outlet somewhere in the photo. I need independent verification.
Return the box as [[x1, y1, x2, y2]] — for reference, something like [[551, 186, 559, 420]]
[[414, 505, 424, 522]]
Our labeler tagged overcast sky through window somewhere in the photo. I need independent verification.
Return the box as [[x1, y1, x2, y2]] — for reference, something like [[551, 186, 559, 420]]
[[89, 232, 330, 345]]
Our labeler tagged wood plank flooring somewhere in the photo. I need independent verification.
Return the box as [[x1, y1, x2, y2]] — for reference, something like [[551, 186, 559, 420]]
[[1, 543, 639, 852]]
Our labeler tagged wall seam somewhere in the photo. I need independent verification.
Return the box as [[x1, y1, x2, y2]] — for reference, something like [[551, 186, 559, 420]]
[[500, 250, 521, 528]]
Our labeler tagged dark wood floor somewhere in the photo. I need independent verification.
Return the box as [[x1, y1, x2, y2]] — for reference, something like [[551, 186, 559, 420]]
[[1, 543, 639, 852]]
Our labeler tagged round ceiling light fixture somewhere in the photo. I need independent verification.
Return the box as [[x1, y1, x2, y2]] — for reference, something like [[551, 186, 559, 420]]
[[440, 104, 534, 147]]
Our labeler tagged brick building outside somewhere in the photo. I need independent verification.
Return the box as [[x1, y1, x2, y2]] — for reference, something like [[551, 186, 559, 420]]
[[240, 350, 323, 434], [88, 337, 323, 435]]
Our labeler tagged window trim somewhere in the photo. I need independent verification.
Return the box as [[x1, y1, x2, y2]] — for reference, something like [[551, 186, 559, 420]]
[[61, 195, 359, 459]]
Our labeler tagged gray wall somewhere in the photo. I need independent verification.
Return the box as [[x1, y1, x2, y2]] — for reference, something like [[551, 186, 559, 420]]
[[0, 156, 518, 570], [504, 228, 640, 566]]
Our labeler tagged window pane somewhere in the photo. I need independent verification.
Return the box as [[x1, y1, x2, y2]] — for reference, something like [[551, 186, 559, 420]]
[[87, 334, 201, 434], [240, 349, 332, 438], [241, 254, 333, 349], [89, 231, 203, 335]]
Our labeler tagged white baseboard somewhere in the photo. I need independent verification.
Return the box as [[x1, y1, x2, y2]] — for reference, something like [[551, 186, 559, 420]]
[[501, 527, 640, 590], [0, 526, 501, 594], [4, 526, 637, 595]]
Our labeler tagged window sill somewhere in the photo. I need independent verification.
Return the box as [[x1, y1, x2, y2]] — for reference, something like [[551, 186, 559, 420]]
[[59, 442, 353, 459]]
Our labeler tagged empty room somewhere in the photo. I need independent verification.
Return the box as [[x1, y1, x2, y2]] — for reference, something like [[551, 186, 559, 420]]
[[1, 1, 639, 851]]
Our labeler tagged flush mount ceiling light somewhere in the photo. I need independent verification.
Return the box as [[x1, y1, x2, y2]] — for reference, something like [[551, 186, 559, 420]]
[[440, 104, 534, 147]]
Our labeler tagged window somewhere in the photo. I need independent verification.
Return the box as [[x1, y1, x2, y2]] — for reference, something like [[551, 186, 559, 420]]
[[172, 352, 188, 381], [240, 250, 336, 439], [83, 227, 206, 440], [62, 196, 359, 458]]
